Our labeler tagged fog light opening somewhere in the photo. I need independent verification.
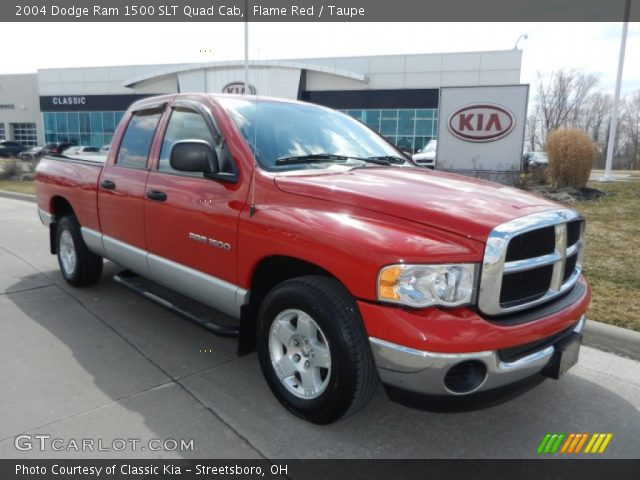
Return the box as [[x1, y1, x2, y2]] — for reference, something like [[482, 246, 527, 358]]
[[444, 360, 487, 394]]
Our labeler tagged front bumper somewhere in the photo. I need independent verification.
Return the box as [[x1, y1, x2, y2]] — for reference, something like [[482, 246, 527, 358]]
[[370, 315, 585, 396]]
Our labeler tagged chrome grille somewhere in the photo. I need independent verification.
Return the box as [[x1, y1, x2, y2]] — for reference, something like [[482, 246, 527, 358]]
[[479, 209, 585, 316]]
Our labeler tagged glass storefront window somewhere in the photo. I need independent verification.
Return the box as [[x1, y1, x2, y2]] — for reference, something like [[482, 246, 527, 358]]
[[68, 113, 79, 133], [79, 113, 91, 133], [397, 110, 414, 136], [56, 113, 68, 133], [363, 110, 380, 130], [342, 108, 438, 153], [44, 113, 56, 134], [90, 112, 103, 133], [42, 111, 125, 147], [103, 112, 115, 133]]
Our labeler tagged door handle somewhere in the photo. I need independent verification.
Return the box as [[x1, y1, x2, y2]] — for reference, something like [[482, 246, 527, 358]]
[[146, 190, 167, 202], [100, 179, 116, 190]]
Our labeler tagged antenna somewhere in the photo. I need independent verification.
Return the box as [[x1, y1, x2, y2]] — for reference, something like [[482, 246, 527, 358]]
[[249, 47, 261, 218]]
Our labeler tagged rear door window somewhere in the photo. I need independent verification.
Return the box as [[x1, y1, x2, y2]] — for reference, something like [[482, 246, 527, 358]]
[[116, 110, 162, 169]]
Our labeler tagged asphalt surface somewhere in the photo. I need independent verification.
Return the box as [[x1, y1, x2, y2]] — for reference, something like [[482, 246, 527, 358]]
[[0, 197, 639, 459]]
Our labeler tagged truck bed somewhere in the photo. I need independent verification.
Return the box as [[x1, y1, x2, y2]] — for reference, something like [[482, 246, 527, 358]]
[[35, 154, 105, 232]]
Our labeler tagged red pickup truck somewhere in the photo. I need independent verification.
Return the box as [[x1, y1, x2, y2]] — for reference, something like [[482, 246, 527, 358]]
[[36, 93, 590, 423]]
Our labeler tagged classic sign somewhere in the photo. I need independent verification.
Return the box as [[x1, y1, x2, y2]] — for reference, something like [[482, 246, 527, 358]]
[[222, 82, 256, 95], [447, 103, 515, 142]]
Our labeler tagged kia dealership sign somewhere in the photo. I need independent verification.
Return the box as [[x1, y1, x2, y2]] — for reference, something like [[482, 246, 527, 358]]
[[222, 82, 256, 95], [447, 103, 515, 142], [437, 85, 529, 185]]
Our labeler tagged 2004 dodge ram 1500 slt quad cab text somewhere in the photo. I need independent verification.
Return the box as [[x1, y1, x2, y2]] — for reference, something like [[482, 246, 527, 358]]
[[35, 94, 590, 424]]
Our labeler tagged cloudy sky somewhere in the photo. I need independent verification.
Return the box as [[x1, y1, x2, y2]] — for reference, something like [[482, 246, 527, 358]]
[[2, 22, 639, 95]]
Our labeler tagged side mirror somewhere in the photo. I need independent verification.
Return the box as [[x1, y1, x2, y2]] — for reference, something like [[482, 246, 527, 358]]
[[170, 140, 219, 174]]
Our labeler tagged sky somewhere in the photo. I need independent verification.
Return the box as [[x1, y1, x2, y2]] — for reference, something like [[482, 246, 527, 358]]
[[2, 22, 639, 96]]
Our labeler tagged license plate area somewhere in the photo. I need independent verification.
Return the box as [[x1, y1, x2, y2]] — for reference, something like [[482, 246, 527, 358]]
[[542, 332, 582, 379]]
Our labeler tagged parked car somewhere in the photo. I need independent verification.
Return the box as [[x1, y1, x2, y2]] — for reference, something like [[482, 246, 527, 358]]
[[100, 144, 110, 153], [17, 146, 46, 161], [0, 141, 26, 158], [412, 139, 437, 169], [42, 142, 76, 155], [523, 151, 548, 171], [63, 146, 101, 155], [35, 94, 589, 424]]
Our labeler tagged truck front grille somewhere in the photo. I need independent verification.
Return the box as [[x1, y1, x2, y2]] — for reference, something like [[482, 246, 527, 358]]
[[505, 226, 555, 261], [479, 209, 585, 316]]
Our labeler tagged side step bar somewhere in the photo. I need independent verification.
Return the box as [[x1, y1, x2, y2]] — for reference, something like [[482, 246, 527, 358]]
[[113, 271, 239, 338]]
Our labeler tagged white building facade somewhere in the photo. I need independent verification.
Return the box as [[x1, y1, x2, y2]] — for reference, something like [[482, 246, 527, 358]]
[[0, 50, 522, 153]]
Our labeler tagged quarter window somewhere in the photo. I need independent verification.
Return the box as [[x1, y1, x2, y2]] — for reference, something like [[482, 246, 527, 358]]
[[116, 110, 162, 169]]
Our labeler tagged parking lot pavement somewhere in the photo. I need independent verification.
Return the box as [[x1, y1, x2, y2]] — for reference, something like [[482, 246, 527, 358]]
[[1, 197, 639, 459]]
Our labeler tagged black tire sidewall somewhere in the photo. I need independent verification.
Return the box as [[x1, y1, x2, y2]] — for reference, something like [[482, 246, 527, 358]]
[[257, 279, 362, 423]]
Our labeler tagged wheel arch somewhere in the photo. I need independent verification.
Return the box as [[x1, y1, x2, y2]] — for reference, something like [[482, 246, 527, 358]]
[[238, 255, 351, 355], [48, 196, 76, 254]]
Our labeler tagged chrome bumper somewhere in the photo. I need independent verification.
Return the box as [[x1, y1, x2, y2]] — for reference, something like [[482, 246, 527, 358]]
[[370, 315, 585, 396]]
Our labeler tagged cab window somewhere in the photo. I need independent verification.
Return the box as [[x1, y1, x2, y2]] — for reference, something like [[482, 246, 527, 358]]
[[115, 110, 162, 169], [158, 108, 216, 176]]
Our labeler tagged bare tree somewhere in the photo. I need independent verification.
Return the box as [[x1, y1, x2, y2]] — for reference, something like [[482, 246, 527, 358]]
[[620, 90, 640, 170], [536, 69, 600, 143], [525, 111, 542, 151], [581, 92, 612, 148]]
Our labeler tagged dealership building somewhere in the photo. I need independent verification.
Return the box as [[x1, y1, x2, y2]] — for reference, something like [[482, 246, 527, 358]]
[[0, 49, 522, 153]]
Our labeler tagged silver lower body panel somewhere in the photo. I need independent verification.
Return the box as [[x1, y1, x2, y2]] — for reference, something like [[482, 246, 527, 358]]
[[80, 227, 248, 319]]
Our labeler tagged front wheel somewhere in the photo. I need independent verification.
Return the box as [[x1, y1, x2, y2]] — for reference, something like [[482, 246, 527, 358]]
[[257, 275, 378, 424], [56, 215, 103, 287]]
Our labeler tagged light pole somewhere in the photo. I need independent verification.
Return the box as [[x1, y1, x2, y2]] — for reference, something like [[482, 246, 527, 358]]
[[244, 0, 249, 95], [601, 0, 631, 181], [514, 34, 528, 50]]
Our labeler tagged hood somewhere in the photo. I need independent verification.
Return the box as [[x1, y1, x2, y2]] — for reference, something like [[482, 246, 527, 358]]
[[274, 167, 561, 242]]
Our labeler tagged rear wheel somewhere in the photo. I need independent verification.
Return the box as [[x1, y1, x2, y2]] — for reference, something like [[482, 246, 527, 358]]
[[257, 275, 378, 424], [56, 215, 103, 287]]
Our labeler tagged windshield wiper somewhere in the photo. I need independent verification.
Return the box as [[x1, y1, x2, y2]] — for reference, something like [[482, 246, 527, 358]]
[[363, 155, 406, 165], [275, 153, 350, 165]]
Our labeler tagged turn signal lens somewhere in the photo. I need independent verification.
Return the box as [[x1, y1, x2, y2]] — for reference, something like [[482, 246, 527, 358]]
[[378, 266, 402, 300]]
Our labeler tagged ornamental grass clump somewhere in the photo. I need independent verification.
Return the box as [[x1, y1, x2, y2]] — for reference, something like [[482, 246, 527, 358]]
[[546, 128, 596, 188]]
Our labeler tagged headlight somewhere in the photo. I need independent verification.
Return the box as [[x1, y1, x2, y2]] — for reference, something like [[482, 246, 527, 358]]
[[377, 263, 477, 308]]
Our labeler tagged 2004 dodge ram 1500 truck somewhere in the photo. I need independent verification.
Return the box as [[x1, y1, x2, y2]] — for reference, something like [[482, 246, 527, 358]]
[[36, 94, 590, 424]]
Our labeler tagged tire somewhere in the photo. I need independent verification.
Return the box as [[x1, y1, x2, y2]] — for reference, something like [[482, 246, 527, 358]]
[[257, 275, 378, 424], [56, 215, 103, 287]]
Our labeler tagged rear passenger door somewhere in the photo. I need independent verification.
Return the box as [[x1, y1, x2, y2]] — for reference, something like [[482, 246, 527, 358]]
[[98, 105, 164, 272], [144, 100, 243, 285]]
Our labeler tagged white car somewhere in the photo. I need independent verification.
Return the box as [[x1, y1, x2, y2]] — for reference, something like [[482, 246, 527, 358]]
[[63, 146, 101, 155], [412, 140, 437, 169]]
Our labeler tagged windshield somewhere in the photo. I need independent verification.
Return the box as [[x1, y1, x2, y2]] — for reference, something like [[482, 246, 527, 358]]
[[219, 98, 405, 171]]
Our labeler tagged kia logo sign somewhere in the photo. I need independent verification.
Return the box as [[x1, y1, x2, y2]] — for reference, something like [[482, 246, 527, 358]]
[[222, 82, 256, 95], [447, 103, 515, 142]]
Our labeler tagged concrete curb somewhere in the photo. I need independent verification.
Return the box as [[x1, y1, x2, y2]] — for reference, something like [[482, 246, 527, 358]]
[[584, 320, 640, 362], [0, 190, 638, 361], [0, 190, 36, 203]]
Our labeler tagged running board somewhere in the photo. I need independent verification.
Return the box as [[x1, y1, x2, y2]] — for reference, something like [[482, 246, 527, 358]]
[[113, 271, 239, 338]]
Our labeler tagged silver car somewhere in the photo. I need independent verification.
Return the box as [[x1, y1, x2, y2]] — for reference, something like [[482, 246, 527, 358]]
[[412, 140, 437, 169]]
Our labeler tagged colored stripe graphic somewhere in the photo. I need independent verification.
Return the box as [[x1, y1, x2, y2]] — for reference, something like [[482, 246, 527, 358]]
[[539, 433, 613, 454], [598, 434, 613, 453], [537, 434, 552, 454]]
